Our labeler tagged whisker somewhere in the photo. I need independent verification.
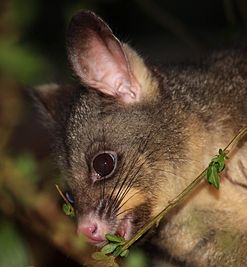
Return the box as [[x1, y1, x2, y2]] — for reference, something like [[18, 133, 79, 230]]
[[110, 118, 162, 206], [110, 128, 160, 212], [116, 207, 134, 217], [115, 149, 158, 208], [108, 128, 147, 203], [102, 129, 106, 200], [150, 167, 197, 181], [108, 120, 177, 215], [109, 153, 140, 212], [114, 191, 140, 214], [110, 138, 146, 207], [108, 153, 130, 202]]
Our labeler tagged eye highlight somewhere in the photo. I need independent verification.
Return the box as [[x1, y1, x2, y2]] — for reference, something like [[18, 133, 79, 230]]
[[92, 151, 117, 179]]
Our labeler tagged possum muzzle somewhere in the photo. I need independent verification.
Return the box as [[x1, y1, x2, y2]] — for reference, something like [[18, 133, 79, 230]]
[[77, 189, 147, 246]]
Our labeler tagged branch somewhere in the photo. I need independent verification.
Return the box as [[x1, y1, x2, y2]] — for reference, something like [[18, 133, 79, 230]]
[[121, 125, 247, 251]]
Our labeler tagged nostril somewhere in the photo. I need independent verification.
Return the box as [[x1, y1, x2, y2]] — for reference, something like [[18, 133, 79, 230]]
[[78, 223, 97, 237], [77, 222, 105, 244], [88, 223, 97, 235]]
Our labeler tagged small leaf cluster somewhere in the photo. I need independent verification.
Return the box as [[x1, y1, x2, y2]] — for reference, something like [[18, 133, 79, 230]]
[[92, 234, 129, 266], [102, 234, 129, 257], [206, 149, 228, 189]]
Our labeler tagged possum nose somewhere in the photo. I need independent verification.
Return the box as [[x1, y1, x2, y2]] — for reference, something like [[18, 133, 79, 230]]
[[77, 219, 107, 244]]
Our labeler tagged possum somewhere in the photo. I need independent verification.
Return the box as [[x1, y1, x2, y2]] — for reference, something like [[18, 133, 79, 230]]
[[34, 10, 247, 267]]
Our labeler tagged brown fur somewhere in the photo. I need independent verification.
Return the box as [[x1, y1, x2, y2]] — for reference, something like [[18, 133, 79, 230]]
[[34, 11, 247, 267]]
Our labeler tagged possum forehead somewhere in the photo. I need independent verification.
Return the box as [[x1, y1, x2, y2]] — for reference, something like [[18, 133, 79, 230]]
[[67, 93, 160, 149]]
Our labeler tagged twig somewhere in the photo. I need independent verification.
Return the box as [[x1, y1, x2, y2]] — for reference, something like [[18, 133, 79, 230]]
[[122, 125, 247, 251]]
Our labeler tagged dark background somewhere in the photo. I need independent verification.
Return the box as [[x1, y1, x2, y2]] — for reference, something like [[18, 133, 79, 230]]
[[0, 1, 246, 266], [1, 0, 247, 85]]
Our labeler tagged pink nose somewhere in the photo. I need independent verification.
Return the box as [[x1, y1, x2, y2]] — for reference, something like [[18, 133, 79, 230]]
[[77, 220, 106, 244]]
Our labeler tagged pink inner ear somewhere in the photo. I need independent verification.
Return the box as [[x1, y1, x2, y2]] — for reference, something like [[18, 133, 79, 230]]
[[71, 32, 141, 103]]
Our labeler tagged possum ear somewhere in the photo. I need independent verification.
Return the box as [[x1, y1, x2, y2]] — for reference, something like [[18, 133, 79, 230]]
[[67, 11, 145, 104], [32, 84, 75, 125]]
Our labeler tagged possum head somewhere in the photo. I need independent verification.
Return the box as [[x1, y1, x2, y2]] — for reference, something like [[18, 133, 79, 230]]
[[35, 11, 185, 246]]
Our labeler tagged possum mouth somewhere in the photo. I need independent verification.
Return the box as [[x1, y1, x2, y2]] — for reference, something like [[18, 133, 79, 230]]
[[115, 214, 132, 241], [77, 212, 133, 247], [78, 190, 148, 246], [77, 190, 152, 249]]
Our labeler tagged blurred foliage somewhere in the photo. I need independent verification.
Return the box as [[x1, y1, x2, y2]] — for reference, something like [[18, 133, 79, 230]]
[[0, 0, 246, 266], [1, 0, 48, 84], [125, 249, 148, 267], [8, 0, 40, 32], [14, 153, 40, 183], [0, 220, 30, 267], [0, 39, 51, 84]]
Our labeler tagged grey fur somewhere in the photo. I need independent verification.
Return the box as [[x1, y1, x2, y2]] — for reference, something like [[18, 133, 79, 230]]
[[35, 11, 247, 267]]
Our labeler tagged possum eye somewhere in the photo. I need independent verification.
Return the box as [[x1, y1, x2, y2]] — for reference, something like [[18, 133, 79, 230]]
[[92, 151, 117, 178], [65, 191, 75, 205]]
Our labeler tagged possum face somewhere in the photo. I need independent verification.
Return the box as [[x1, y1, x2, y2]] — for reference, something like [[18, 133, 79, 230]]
[[35, 11, 185, 246], [65, 93, 166, 245]]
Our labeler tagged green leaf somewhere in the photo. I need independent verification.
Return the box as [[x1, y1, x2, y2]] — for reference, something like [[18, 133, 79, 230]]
[[206, 149, 228, 189], [101, 243, 120, 255], [112, 246, 123, 257], [120, 249, 129, 257], [105, 233, 125, 243], [62, 203, 75, 217], [215, 149, 227, 171], [207, 165, 220, 189]]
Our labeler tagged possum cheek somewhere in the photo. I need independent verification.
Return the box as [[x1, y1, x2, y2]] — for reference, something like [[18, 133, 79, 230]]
[[115, 188, 151, 239], [128, 202, 153, 238]]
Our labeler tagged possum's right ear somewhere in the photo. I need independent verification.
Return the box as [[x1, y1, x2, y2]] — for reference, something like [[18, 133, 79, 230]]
[[32, 84, 75, 125], [67, 11, 159, 104]]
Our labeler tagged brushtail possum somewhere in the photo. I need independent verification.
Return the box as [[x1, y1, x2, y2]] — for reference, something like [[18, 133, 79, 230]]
[[35, 11, 247, 267]]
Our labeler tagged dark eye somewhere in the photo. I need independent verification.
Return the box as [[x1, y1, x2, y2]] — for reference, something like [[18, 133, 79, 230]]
[[92, 151, 117, 178], [65, 192, 75, 205]]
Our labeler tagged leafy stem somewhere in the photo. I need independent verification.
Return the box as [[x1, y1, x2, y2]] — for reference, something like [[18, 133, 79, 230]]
[[121, 125, 247, 252], [55, 184, 75, 217]]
